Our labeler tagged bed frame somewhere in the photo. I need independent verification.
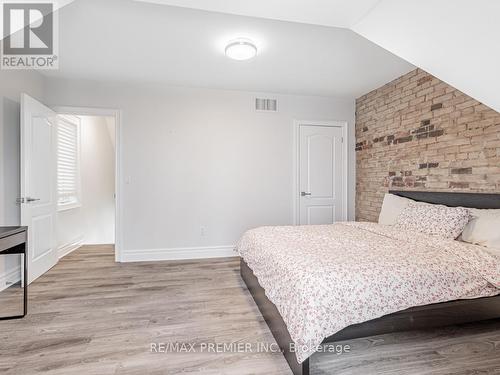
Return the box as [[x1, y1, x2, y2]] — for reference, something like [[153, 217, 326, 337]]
[[240, 191, 500, 375]]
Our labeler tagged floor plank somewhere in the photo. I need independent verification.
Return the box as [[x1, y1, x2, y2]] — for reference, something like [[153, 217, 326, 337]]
[[1, 245, 499, 374]]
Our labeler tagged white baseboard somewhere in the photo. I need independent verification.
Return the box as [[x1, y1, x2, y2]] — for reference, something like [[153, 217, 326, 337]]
[[121, 245, 237, 262], [58, 236, 84, 259], [0, 265, 21, 292]]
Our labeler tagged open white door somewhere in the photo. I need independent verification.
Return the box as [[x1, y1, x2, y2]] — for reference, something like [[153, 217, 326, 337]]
[[20, 94, 58, 284]]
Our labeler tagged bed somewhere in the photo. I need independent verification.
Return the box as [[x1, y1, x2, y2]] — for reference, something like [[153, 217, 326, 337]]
[[238, 191, 500, 375]]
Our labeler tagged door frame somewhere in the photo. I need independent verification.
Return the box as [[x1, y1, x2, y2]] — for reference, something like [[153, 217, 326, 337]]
[[292, 120, 348, 225], [53, 106, 123, 262]]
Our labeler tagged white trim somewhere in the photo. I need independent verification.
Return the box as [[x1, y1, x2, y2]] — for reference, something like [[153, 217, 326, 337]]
[[53, 106, 123, 262], [292, 120, 349, 225], [0, 265, 21, 292], [121, 245, 237, 262], [58, 236, 84, 259]]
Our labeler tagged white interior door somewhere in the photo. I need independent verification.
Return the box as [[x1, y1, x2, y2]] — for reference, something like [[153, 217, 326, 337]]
[[20, 93, 58, 284], [299, 124, 344, 225]]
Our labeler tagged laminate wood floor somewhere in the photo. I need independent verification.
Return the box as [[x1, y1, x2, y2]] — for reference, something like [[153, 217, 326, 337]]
[[0, 282, 23, 317], [1, 246, 499, 375]]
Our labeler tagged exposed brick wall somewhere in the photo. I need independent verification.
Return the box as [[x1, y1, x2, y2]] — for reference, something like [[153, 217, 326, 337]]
[[356, 68, 500, 222]]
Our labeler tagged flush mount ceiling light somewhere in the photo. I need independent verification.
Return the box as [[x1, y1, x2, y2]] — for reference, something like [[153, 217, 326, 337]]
[[225, 38, 257, 61]]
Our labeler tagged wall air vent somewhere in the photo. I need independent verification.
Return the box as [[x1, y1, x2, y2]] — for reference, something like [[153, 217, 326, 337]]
[[255, 98, 277, 112]]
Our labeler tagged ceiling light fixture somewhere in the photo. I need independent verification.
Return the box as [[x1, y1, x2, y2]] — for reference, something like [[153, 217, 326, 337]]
[[225, 38, 257, 61]]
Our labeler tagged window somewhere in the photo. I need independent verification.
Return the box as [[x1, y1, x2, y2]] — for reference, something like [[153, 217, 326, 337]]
[[57, 115, 81, 210]]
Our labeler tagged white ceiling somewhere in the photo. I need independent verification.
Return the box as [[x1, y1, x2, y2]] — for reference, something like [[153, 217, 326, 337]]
[[134, 0, 382, 28], [353, 0, 500, 113], [46, 0, 413, 98], [132, 0, 500, 112]]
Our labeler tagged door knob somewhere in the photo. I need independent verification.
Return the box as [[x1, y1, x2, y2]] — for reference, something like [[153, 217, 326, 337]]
[[26, 197, 40, 202], [301, 192, 312, 196]]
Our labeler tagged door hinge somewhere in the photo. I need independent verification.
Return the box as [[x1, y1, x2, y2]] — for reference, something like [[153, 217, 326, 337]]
[[341, 137, 344, 143]]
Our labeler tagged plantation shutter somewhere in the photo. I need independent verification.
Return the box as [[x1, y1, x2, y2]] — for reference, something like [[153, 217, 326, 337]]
[[57, 115, 80, 207]]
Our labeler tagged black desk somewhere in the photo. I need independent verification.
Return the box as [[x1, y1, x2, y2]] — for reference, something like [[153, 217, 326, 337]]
[[0, 226, 27, 320]]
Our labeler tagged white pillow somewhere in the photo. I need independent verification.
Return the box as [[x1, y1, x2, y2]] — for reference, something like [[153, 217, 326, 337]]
[[461, 208, 500, 254], [378, 193, 415, 225], [394, 203, 470, 239]]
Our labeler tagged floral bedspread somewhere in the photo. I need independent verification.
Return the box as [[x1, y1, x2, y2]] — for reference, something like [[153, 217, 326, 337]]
[[236, 222, 500, 363]]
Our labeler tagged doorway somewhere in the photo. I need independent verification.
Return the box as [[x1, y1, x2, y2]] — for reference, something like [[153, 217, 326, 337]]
[[294, 121, 348, 225], [54, 106, 122, 263], [56, 114, 116, 259]]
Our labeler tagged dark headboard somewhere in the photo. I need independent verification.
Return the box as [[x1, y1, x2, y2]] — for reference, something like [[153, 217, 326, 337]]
[[389, 190, 500, 209]]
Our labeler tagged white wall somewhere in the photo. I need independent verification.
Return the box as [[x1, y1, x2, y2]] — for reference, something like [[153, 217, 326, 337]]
[[45, 79, 355, 261], [81, 116, 115, 244], [0, 70, 45, 289], [353, 0, 500, 113], [57, 115, 115, 255]]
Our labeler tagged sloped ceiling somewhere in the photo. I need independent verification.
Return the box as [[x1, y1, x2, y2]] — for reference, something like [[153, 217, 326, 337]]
[[6, 0, 494, 106], [145, 0, 500, 111], [134, 0, 382, 28], [42, 0, 413, 98], [353, 0, 500, 112]]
